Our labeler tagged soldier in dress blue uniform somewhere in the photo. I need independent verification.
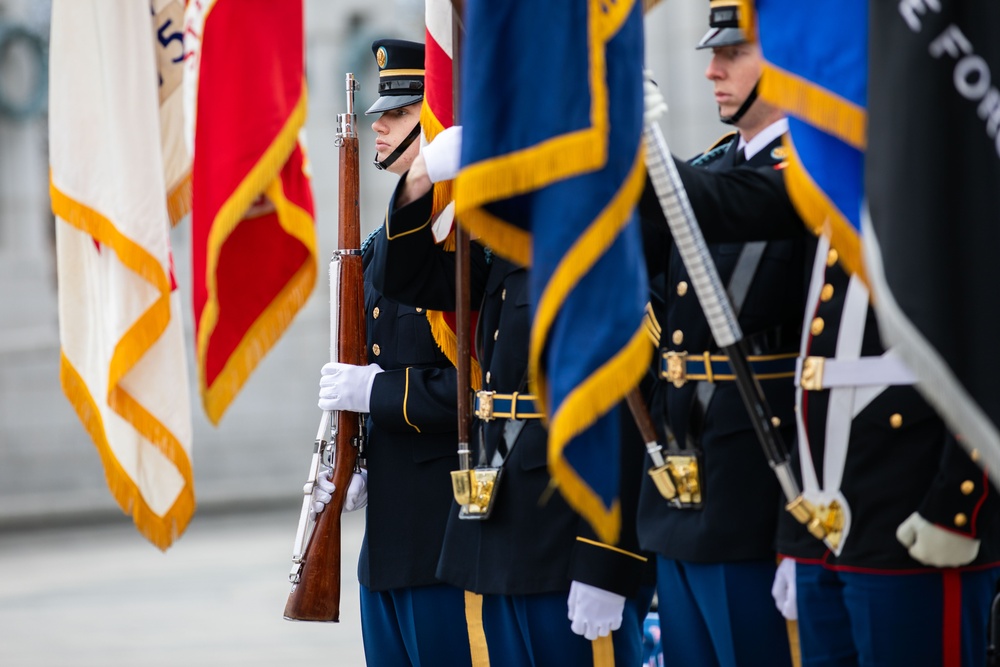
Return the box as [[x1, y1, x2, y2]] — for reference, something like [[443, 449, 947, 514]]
[[636, 3, 804, 664], [650, 21, 1000, 664], [312, 39, 474, 667], [367, 95, 654, 667]]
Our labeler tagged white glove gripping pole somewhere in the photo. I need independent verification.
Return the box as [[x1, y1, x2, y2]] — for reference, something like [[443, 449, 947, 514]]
[[642, 71, 819, 535]]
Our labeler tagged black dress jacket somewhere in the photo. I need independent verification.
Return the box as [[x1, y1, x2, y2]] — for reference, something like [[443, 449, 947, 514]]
[[665, 155, 1000, 571], [358, 228, 464, 591], [636, 132, 808, 563], [371, 178, 650, 597]]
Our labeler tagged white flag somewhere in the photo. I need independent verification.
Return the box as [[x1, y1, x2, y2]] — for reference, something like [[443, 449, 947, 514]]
[[49, 0, 194, 550]]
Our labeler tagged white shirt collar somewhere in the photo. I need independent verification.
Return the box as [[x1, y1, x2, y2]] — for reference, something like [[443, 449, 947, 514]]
[[736, 118, 790, 162]]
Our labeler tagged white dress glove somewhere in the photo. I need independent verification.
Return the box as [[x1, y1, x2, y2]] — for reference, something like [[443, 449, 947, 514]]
[[896, 511, 981, 567], [318, 362, 383, 413], [421, 125, 462, 183], [643, 69, 668, 126], [309, 467, 368, 520], [567, 580, 626, 640], [770, 558, 797, 621]]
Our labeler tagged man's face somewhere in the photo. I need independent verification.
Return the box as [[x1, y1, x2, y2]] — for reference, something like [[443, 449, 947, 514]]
[[704, 42, 763, 121], [371, 101, 422, 175]]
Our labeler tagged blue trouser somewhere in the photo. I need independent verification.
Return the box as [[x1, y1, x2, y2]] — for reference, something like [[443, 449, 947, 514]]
[[360, 583, 472, 667], [796, 563, 1000, 667], [656, 557, 793, 667], [480, 589, 650, 667]]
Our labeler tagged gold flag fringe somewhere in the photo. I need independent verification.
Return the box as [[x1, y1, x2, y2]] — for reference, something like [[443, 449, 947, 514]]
[[780, 134, 868, 285], [51, 177, 195, 548], [546, 326, 652, 545], [531, 148, 649, 547], [419, 103, 455, 220], [200, 176, 317, 423], [427, 310, 483, 391], [529, 147, 647, 415], [51, 180, 177, 434], [454, 0, 615, 215], [417, 100, 478, 384], [197, 82, 318, 424], [167, 170, 192, 226], [761, 64, 867, 151], [61, 347, 195, 550], [459, 206, 533, 269], [456, 132, 606, 219]]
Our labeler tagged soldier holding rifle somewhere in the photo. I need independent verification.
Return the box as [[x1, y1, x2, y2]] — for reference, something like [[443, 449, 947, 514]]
[[370, 100, 654, 667], [310, 39, 473, 666]]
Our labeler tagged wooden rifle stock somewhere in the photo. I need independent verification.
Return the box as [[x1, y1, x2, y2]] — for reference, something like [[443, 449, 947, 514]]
[[284, 73, 364, 622]]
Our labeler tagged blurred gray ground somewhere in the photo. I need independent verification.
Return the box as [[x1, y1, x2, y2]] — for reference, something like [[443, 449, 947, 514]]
[[0, 507, 367, 667]]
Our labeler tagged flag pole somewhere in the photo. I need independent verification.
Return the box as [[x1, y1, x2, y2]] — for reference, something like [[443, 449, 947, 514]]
[[642, 96, 824, 539], [450, 0, 473, 485]]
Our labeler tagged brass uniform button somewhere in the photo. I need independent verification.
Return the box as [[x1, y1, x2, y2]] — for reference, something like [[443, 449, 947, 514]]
[[961, 480, 975, 495], [771, 416, 781, 427], [485, 371, 492, 384], [671, 330, 684, 345], [827, 248, 839, 267], [889, 413, 903, 429], [820, 284, 834, 302], [416, 307, 423, 313], [372, 343, 381, 356], [972, 449, 981, 462], [502, 288, 507, 301], [372, 306, 380, 319], [493, 329, 499, 341], [810, 317, 825, 336], [954, 513, 968, 528], [677, 281, 688, 296]]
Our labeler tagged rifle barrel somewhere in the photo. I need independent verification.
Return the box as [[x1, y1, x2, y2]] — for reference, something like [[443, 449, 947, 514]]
[[283, 73, 364, 622]]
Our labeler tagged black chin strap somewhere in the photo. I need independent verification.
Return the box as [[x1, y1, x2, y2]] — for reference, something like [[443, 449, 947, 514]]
[[720, 79, 760, 126], [374, 121, 421, 171]]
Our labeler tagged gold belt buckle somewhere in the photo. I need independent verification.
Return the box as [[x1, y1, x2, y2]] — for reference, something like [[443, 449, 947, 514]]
[[474, 391, 495, 421], [800, 356, 825, 391], [663, 351, 688, 388]]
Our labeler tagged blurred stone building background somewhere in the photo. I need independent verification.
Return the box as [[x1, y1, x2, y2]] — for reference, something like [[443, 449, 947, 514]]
[[0, 0, 718, 531]]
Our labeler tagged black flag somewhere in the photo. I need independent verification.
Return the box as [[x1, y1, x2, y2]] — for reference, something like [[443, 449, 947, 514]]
[[865, 1, 1000, 485]]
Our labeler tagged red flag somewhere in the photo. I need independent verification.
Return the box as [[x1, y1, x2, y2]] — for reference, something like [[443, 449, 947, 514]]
[[422, 0, 480, 387], [184, 0, 317, 424]]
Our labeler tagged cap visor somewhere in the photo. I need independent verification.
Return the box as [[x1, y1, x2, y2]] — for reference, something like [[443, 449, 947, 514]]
[[365, 94, 423, 115], [696, 27, 746, 49]]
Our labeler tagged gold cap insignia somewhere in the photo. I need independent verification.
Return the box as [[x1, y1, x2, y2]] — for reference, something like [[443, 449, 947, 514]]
[[376, 47, 387, 69]]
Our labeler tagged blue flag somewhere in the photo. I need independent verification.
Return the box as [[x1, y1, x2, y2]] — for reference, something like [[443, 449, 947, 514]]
[[754, 0, 868, 279], [455, 0, 650, 543], [754, 0, 1000, 485]]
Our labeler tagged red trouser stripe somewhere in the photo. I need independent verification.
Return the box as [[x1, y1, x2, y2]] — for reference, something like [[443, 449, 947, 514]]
[[942, 570, 962, 667]]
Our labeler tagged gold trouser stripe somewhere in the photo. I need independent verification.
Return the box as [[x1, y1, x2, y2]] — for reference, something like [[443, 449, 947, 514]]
[[465, 591, 491, 667], [592, 634, 615, 666], [787, 619, 802, 667]]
